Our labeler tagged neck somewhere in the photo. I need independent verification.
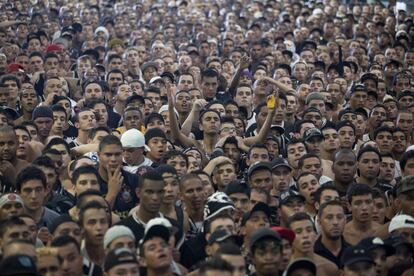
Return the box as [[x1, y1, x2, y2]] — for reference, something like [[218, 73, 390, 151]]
[[321, 234, 343, 254], [160, 203, 174, 214], [85, 240, 105, 265], [114, 101, 125, 114], [25, 207, 43, 223], [146, 267, 172, 276], [285, 114, 295, 123], [292, 249, 314, 260], [334, 179, 351, 194], [128, 156, 145, 166], [23, 109, 33, 120], [305, 203, 316, 216], [352, 219, 372, 232], [99, 166, 109, 182], [77, 130, 89, 144], [203, 134, 218, 154], [356, 176, 376, 187], [136, 206, 159, 223], [187, 206, 203, 222], [320, 149, 334, 161]]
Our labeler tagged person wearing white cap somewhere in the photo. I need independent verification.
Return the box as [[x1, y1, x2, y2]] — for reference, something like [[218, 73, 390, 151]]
[[389, 214, 414, 246], [0, 193, 24, 220], [120, 128, 153, 174], [103, 225, 136, 254]]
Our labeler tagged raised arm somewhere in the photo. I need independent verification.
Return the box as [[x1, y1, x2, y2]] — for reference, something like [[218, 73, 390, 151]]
[[181, 99, 208, 136], [203, 156, 233, 176], [228, 55, 251, 93], [262, 76, 295, 94], [167, 84, 197, 148], [243, 92, 276, 146]]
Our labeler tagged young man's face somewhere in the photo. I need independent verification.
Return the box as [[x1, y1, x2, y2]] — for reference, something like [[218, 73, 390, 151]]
[[252, 239, 281, 275], [351, 194, 374, 223], [98, 144, 123, 173], [213, 163, 236, 191], [338, 126, 355, 149], [81, 208, 109, 245], [37, 254, 62, 275], [19, 179, 47, 211], [249, 169, 272, 190], [242, 211, 270, 239], [166, 155, 187, 177], [0, 224, 30, 246], [138, 179, 165, 214], [146, 137, 167, 162], [247, 147, 270, 166], [287, 143, 307, 169], [75, 173, 100, 195], [297, 174, 320, 205], [358, 152, 380, 180], [142, 237, 172, 270], [55, 243, 84, 275], [291, 219, 316, 254], [272, 167, 292, 193], [0, 131, 17, 162], [123, 110, 142, 130]]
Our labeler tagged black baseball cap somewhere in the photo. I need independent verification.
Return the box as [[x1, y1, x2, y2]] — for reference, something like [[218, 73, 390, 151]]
[[303, 128, 323, 142], [341, 245, 375, 267], [283, 258, 316, 276], [104, 248, 138, 272], [279, 190, 305, 206], [241, 202, 271, 226], [0, 255, 39, 276], [250, 228, 281, 250], [247, 162, 271, 177], [357, 237, 395, 256], [271, 157, 292, 171]]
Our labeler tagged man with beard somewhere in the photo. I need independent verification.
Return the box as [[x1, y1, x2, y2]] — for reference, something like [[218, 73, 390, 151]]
[[0, 126, 29, 184], [288, 212, 338, 274], [314, 200, 349, 268], [343, 184, 380, 245], [296, 172, 321, 217], [332, 149, 357, 198], [32, 106, 54, 144]]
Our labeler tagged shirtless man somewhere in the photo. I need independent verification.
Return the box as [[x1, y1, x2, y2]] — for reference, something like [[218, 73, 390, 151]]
[[343, 184, 380, 245], [288, 212, 338, 275], [0, 126, 29, 184]]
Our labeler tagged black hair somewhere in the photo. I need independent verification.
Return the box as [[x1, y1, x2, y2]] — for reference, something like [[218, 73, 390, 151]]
[[0, 217, 26, 238], [314, 184, 339, 204], [51, 235, 80, 252], [298, 153, 321, 169], [98, 135, 122, 152], [79, 200, 108, 226], [247, 143, 269, 159], [357, 146, 381, 162], [162, 149, 188, 167], [287, 212, 314, 229], [347, 184, 373, 204], [32, 155, 56, 170], [373, 126, 394, 140], [400, 150, 414, 173], [318, 200, 344, 218], [44, 137, 71, 154], [199, 257, 233, 275], [72, 165, 100, 186], [16, 166, 47, 192]]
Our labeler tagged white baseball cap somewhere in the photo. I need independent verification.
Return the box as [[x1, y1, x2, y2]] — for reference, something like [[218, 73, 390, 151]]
[[120, 129, 151, 151], [389, 214, 414, 233]]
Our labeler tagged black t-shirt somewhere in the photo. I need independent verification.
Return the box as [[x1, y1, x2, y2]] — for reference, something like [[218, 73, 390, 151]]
[[180, 232, 207, 269], [100, 170, 139, 218], [314, 236, 350, 268]]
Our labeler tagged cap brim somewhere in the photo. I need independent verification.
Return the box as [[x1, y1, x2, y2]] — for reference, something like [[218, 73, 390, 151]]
[[272, 164, 292, 171], [344, 257, 375, 267], [142, 225, 170, 244], [251, 202, 271, 218], [285, 259, 316, 275]]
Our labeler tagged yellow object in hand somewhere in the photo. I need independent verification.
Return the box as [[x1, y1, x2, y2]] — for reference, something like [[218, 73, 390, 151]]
[[267, 95, 276, 109]]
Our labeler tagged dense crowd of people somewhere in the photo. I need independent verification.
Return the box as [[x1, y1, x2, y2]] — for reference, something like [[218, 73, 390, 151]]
[[0, 0, 414, 275]]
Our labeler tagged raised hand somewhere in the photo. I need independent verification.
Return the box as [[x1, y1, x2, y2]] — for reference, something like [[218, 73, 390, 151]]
[[107, 166, 124, 197]]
